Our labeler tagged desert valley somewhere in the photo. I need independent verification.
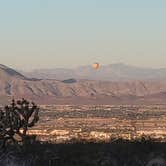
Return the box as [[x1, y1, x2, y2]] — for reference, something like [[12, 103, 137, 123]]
[[1, 64, 166, 143]]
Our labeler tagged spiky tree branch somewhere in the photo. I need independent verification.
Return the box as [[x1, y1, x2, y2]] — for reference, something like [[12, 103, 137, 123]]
[[0, 99, 39, 148]]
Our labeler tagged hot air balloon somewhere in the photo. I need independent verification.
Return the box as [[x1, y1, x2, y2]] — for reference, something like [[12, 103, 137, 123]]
[[92, 63, 99, 69]]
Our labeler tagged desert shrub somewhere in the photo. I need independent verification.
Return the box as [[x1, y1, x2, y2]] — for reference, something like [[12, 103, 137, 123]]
[[0, 99, 39, 148]]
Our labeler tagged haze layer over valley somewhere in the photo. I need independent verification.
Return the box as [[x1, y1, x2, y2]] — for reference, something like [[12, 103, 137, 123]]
[[22, 63, 166, 81]]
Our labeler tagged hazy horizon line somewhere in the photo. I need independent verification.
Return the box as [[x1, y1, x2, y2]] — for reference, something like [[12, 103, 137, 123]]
[[2, 63, 166, 72]]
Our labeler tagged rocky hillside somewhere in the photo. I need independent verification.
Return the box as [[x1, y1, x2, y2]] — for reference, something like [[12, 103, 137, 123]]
[[0, 64, 26, 81], [1, 64, 166, 104]]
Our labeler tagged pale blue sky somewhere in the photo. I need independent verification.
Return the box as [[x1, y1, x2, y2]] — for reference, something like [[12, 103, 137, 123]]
[[0, 0, 166, 70]]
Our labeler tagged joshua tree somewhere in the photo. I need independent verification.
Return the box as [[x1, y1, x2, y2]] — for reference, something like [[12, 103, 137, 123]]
[[0, 99, 39, 148]]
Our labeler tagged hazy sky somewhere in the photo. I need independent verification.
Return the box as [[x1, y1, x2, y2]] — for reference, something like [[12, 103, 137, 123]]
[[0, 0, 166, 70]]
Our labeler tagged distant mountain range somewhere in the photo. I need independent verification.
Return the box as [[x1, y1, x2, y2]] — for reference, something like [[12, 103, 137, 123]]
[[22, 63, 166, 81], [1, 64, 166, 105]]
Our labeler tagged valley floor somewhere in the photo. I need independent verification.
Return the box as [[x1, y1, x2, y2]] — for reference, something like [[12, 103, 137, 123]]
[[29, 105, 166, 143]]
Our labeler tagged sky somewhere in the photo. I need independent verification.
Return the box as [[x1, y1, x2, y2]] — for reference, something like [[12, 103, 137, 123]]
[[0, 0, 166, 70]]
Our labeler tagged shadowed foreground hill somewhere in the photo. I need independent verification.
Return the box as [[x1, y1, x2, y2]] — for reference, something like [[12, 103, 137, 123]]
[[1, 64, 166, 104], [1, 140, 166, 166]]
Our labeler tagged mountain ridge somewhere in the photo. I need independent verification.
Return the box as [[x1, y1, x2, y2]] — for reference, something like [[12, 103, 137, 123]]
[[0, 64, 27, 81], [1, 64, 166, 105], [21, 63, 166, 81]]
